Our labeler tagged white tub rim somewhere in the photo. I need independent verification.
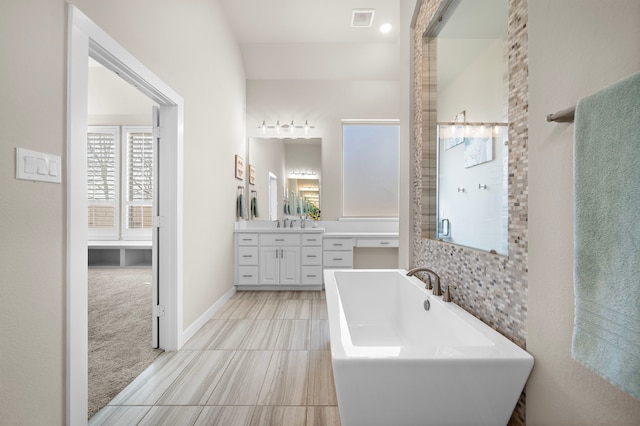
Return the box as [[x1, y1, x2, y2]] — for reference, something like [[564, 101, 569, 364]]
[[324, 268, 532, 362]]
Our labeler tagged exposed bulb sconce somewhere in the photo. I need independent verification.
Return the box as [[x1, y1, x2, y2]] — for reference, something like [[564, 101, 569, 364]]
[[258, 120, 315, 137], [291, 170, 317, 176]]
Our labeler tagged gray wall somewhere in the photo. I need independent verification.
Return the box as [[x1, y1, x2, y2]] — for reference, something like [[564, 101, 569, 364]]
[[0, 1, 246, 423], [527, 0, 640, 423]]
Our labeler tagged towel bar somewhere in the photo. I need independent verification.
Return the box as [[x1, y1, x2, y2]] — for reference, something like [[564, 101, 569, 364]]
[[546, 106, 575, 123]]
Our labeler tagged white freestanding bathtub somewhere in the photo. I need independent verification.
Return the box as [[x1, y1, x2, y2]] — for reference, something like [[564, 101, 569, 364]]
[[324, 269, 534, 426]]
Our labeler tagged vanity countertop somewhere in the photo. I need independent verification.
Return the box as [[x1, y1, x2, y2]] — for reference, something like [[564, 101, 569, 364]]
[[323, 232, 399, 238], [234, 229, 398, 238], [234, 228, 325, 234]]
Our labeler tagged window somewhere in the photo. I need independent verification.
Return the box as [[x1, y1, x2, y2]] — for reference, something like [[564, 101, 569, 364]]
[[87, 126, 119, 238], [87, 126, 153, 240], [342, 122, 400, 217], [122, 127, 153, 238]]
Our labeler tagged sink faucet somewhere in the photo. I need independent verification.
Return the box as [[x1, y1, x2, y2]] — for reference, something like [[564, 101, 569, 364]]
[[406, 267, 442, 296], [290, 219, 296, 228], [283, 218, 289, 228], [274, 219, 281, 228]]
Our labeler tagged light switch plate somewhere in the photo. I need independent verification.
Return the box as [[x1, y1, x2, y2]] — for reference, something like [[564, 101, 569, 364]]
[[16, 147, 62, 183]]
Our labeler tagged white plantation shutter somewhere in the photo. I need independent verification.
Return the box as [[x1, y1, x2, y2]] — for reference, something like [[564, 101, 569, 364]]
[[122, 127, 153, 239], [87, 126, 119, 238]]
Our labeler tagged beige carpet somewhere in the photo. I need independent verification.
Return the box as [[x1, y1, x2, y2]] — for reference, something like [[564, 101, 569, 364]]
[[88, 268, 163, 419]]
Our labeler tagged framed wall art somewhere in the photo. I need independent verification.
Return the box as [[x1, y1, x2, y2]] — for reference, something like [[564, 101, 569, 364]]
[[235, 155, 245, 180]]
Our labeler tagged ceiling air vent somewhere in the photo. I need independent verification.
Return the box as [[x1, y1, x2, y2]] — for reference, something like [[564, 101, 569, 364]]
[[351, 9, 375, 28]]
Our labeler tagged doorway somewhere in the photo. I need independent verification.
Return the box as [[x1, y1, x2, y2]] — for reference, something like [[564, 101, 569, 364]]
[[269, 172, 278, 220], [68, 5, 184, 424], [86, 61, 162, 416]]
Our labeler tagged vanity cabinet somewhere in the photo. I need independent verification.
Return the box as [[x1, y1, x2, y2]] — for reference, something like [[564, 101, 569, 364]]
[[236, 233, 259, 285], [301, 234, 323, 286], [259, 234, 301, 286], [323, 238, 354, 269], [321, 235, 399, 281], [259, 246, 300, 285], [234, 231, 323, 290]]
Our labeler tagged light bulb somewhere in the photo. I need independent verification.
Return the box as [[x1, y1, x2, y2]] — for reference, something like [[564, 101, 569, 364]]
[[290, 121, 295, 135], [261, 120, 266, 134], [304, 120, 310, 135], [276, 120, 280, 134]]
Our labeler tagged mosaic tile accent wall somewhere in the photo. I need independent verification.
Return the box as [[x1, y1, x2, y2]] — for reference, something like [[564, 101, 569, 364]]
[[411, 0, 529, 424]]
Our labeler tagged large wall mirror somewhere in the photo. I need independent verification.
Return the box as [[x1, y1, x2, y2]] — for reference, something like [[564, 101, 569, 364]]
[[423, 0, 509, 255], [247, 137, 321, 221]]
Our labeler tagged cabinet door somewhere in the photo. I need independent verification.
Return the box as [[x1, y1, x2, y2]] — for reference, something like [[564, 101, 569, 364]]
[[280, 246, 300, 285], [259, 247, 279, 285]]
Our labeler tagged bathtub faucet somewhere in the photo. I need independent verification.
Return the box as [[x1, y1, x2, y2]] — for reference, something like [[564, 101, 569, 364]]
[[406, 267, 443, 296]]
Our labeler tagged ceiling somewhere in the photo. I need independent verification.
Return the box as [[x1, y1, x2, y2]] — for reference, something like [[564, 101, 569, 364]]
[[218, 0, 402, 80]]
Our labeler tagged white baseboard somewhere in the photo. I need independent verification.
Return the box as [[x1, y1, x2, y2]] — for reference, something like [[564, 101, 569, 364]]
[[180, 285, 237, 346]]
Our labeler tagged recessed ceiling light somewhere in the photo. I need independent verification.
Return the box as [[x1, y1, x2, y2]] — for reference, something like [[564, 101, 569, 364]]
[[380, 23, 392, 33]]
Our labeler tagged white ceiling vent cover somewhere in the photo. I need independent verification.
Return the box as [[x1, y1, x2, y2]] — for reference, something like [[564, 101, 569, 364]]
[[351, 9, 375, 27]]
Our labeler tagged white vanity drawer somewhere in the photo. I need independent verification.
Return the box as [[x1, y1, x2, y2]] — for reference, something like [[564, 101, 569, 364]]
[[323, 250, 353, 268], [302, 234, 322, 246], [323, 238, 353, 250], [301, 246, 322, 265], [356, 238, 399, 248], [260, 234, 301, 246], [237, 266, 258, 285], [301, 266, 323, 285], [237, 246, 258, 265], [237, 233, 258, 246]]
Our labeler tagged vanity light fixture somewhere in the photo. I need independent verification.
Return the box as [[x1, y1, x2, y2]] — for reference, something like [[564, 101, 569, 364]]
[[380, 23, 392, 33], [257, 120, 314, 136], [291, 170, 317, 176]]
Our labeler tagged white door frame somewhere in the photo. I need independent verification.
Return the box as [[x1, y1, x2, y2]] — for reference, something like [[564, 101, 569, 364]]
[[67, 5, 184, 424], [269, 172, 278, 220]]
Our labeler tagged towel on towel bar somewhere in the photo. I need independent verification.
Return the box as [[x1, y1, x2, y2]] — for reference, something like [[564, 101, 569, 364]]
[[572, 71, 640, 400], [251, 195, 259, 218], [236, 193, 246, 219]]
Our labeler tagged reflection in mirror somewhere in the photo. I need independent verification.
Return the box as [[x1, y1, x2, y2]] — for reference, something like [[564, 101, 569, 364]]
[[436, 123, 508, 255], [286, 178, 320, 215], [423, 0, 509, 255], [248, 137, 321, 221]]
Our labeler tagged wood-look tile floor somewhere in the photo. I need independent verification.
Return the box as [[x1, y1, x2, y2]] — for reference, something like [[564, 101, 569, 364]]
[[90, 290, 340, 426]]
